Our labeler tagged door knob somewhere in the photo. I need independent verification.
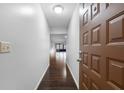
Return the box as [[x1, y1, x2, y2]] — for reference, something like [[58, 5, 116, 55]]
[[77, 58, 82, 62], [79, 50, 82, 54]]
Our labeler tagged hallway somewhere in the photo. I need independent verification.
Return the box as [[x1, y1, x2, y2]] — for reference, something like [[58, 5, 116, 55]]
[[37, 52, 77, 90], [0, 3, 124, 90]]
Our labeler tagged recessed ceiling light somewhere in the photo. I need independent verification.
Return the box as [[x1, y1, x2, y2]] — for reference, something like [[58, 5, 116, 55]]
[[53, 5, 64, 14]]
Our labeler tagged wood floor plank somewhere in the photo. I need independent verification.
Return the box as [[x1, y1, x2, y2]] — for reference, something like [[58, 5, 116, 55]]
[[37, 52, 77, 90]]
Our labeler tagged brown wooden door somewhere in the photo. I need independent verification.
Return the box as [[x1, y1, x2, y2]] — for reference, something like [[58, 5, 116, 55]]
[[79, 3, 124, 90]]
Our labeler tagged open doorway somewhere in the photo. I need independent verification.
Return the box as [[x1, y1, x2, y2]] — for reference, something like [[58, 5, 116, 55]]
[[55, 43, 66, 63]]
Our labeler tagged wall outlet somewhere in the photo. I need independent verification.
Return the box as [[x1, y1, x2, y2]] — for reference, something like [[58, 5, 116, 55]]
[[0, 41, 11, 53]]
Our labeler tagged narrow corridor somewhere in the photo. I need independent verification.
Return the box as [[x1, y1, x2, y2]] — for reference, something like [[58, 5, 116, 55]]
[[0, 3, 124, 90], [37, 52, 77, 90]]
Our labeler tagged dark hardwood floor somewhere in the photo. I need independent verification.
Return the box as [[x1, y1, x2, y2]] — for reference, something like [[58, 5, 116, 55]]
[[37, 51, 77, 90]]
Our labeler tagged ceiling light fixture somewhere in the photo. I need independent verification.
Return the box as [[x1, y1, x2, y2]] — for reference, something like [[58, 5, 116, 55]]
[[53, 5, 64, 14]]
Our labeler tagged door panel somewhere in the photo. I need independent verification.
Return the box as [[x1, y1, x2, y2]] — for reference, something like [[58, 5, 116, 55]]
[[79, 3, 124, 90]]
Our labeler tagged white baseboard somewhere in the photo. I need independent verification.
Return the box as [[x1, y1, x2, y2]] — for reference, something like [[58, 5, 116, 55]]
[[34, 64, 49, 90], [67, 64, 79, 89]]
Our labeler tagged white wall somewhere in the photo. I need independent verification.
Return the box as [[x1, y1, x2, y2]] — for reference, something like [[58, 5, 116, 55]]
[[0, 4, 50, 90], [50, 28, 67, 35], [51, 34, 67, 44], [66, 4, 79, 89]]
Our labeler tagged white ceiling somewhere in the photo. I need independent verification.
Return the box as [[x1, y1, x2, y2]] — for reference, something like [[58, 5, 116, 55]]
[[41, 3, 76, 44], [41, 3, 76, 29]]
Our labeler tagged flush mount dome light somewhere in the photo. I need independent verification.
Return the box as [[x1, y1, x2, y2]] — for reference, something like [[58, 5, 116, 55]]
[[53, 5, 64, 14]]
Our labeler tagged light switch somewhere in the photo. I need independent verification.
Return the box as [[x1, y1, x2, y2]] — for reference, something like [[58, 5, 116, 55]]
[[0, 41, 11, 53]]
